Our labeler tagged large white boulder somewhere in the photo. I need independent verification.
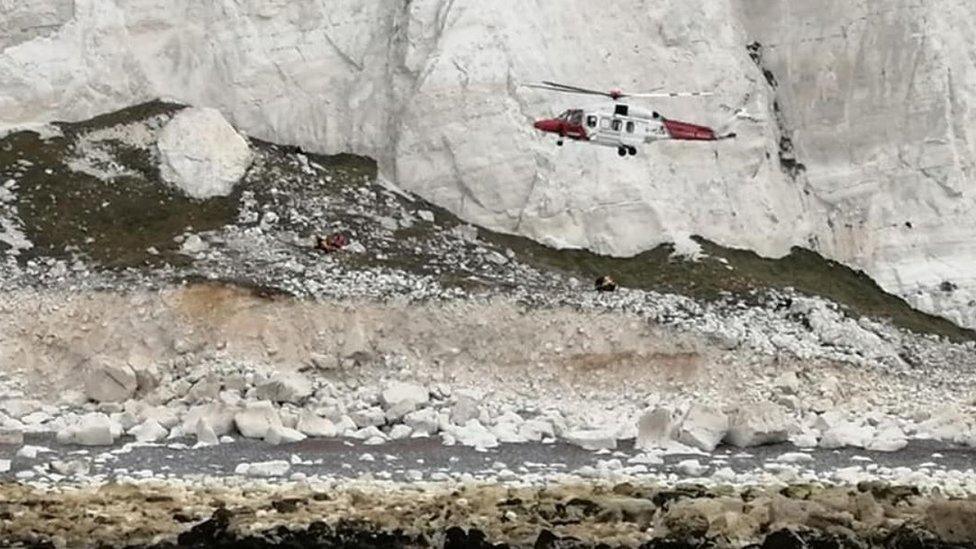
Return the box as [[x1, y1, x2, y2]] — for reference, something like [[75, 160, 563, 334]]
[[404, 408, 440, 436], [448, 419, 498, 450], [677, 404, 729, 452], [264, 423, 306, 445], [296, 411, 337, 437], [157, 108, 253, 199], [83, 357, 138, 403], [866, 425, 909, 452], [255, 372, 313, 403], [56, 413, 115, 446], [380, 382, 429, 420], [725, 403, 792, 447], [234, 401, 282, 439], [819, 422, 877, 449], [129, 419, 168, 443]]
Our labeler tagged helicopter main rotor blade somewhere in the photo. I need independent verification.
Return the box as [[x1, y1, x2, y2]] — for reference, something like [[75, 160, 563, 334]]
[[522, 82, 611, 97], [539, 81, 613, 96], [625, 91, 714, 98]]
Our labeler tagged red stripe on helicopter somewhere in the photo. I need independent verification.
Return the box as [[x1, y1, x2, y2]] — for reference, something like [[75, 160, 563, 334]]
[[663, 119, 717, 141]]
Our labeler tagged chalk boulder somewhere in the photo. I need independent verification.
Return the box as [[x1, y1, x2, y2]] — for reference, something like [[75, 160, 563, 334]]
[[157, 108, 253, 199], [83, 357, 138, 403], [725, 403, 792, 447], [677, 404, 729, 452]]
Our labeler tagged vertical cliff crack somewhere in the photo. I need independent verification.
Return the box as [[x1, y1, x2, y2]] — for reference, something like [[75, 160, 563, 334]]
[[746, 41, 807, 183]]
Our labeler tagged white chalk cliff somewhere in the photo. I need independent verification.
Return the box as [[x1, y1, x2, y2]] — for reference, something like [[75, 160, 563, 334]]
[[1, 0, 975, 328]]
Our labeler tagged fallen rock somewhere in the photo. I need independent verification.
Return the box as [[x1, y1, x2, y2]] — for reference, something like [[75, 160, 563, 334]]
[[350, 406, 386, 428], [635, 407, 675, 450], [451, 390, 481, 425], [130, 419, 168, 443], [296, 412, 337, 437], [180, 234, 209, 255], [518, 419, 554, 442], [865, 425, 908, 452], [83, 357, 138, 403], [389, 424, 413, 440], [264, 423, 306, 445], [194, 418, 219, 446], [819, 422, 876, 449], [16, 445, 51, 459], [492, 422, 525, 443], [234, 401, 282, 439], [235, 460, 290, 478], [725, 403, 792, 447], [449, 420, 499, 450], [380, 382, 429, 419], [675, 458, 708, 476], [677, 404, 729, 452], [404, 408, 440, 435], [157, 107, 253, 199], [183, 403, 237, 436], [564, 429, 617, 451], [255, 372, 313, 403], [56, 413, 115, 446], [50, 459, 90, 477]]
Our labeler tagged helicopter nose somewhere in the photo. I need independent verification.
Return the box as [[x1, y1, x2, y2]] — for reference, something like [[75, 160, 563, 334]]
[[533, 119, 561, 133]]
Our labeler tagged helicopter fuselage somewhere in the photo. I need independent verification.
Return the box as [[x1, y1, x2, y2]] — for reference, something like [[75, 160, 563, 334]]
[[532, 103, 721, 156]]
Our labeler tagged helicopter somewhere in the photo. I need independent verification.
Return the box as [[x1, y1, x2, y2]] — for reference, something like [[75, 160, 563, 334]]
[[523, 81, 736, 157]]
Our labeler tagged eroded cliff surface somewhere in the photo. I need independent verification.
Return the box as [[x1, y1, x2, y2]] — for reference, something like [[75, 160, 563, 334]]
[[1, 0, 974, 327]]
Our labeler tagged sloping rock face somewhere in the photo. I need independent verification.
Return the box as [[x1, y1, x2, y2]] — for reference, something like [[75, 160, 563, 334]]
[[1, 0, 975, 327], [733, 0, 976, 330]]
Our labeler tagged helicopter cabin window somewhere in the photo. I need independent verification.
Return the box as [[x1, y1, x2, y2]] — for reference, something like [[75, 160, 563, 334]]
[[611, 119, 622, 132], [600, 118, 610, 129], [625, 121, 635, 133], [586, 115, 597, 128]]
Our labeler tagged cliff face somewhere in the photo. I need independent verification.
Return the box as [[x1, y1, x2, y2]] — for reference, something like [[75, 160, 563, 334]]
[[1, 0, 974, 328]]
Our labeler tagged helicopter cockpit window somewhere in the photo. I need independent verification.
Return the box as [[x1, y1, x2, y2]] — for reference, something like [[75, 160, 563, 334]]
[[568, 110, 583, 125], [611, 119, 622, 131], [586, 115, 597, 128], [557, 110, 570, 121], [626, 121, 635, 133]]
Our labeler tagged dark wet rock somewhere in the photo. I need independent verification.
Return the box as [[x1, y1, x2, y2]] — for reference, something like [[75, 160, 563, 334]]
[[760, 529, 807, 549], [444, 527, 507, 549], [652, 485, 710, 509], [856, 481, 919, 505]]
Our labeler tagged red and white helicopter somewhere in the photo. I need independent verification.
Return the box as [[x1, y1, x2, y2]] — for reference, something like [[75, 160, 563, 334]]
[[524, 81, 736, 157]]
